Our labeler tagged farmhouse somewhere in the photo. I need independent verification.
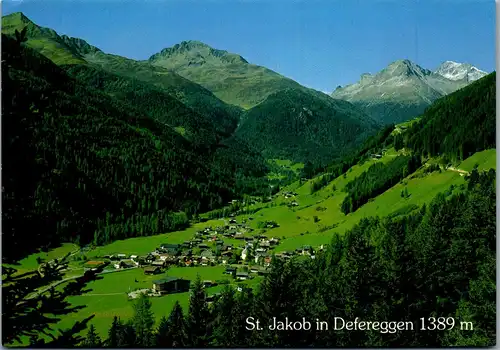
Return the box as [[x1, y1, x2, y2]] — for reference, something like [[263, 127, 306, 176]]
[[225, 266, 237, 275], [139, 254, 155, 264], [152, 277, 190, 295], [302, 245, 313, 254], [203, 280, 217, 288], [159, 254, 172, 261], [160, 243, 181, 256], [144, 266, 161, 275], [222, 244, 233, 251], [221, 251, 233, 257], [269, 238, 280, 245], [236, 272, 250, 280], [201, 250, 215, 259], [200, 250, 215, 265], [250, 266, 260, 274], [114, 261, 134, 269], [151, 260, 166, 268]]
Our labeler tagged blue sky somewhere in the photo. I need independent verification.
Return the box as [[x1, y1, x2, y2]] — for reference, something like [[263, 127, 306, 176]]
[[2, 0, 495, 92]]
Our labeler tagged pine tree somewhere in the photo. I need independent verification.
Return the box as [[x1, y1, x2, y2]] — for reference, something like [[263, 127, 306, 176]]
[[155, 316, 169, 347], [131, 293, 155, 347], [106, 316, 121, 348], [116, 320, 137, 348], [156, 301, 188, 347], [82, 324, 101, 348], [210, 285, 237, 347], [187, 275, 210, 347]]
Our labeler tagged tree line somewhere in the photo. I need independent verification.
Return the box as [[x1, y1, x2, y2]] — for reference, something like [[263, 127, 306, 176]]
[[340, 155, 421, 214]]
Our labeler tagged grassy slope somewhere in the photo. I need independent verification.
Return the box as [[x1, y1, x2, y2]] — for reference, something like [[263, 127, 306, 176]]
[[13, 265, 262, 344], [149, 42, 307, 109], [2, 12, 87, 65], [56, 266, 262, 334]]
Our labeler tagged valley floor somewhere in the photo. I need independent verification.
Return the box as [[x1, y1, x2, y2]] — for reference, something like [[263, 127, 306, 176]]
[[10, 148, 496, 342]]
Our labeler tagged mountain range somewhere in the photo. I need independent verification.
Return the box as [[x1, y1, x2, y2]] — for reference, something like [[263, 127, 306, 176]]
[[3, 11, 487, 130], [1, 12, 381, 166], [331, 59, 487, 124]]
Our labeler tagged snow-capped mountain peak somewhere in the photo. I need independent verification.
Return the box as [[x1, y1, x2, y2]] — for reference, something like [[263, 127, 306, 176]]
[[435, 61, 487, 82]]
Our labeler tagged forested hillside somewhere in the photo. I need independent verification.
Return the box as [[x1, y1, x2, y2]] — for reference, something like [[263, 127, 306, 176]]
[[236, 88, 379, 166], [63, 64, 223, 144], [340, 154, 421, 214], [1, 12, 243, 136], [1, 33, 267, 262], [401, 72, 496, 161], [1, 12, 380, 176]]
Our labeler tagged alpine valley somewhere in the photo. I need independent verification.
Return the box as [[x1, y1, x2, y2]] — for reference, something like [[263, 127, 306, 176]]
[[2, 11, 496, 349]]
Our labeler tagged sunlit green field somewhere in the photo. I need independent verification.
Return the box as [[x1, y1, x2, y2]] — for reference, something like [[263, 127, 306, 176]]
[[14, 266, 262, 344]]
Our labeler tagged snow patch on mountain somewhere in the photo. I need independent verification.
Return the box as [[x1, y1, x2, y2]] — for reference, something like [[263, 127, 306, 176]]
[[435, 61, 487, 82]]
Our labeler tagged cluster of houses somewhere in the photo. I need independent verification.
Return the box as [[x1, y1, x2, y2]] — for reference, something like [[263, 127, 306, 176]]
[[282, 191, 298, 199], [88, 215, 329, 300], [99, 225, 323, 275]]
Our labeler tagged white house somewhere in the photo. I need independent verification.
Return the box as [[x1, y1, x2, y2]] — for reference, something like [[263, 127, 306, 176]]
[[241, 248, 248, 261]]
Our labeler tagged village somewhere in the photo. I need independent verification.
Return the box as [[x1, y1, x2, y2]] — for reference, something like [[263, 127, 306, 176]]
[[82, 206, 324, 302]]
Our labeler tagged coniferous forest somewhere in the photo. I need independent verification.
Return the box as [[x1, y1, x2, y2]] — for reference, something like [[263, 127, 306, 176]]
[[2, 33, 268, 261], [1, 9, 497, 349]]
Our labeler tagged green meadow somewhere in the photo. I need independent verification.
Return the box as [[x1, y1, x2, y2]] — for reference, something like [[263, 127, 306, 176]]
[[14, 266, 263, 343]]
